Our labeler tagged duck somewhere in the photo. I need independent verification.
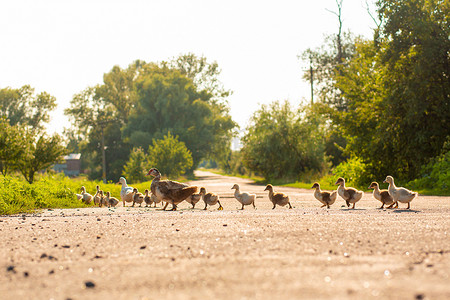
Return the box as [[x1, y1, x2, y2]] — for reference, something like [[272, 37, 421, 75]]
[[98, 190, 108, 207], [383, 175, 417, 209], [93, 185, 101, 206], [311, 182, 337, 209], [334, 177, 363, 209], [368, 182, 395, 209], [105, 191, 119, 208], [231, 183, 256, 210], [132, 188, 144, 207], [264, 184, 292, 209], [144, 189, 152, 207], [118, 177, 135, 207], [146, 168, 197, 211], [79, 186, 93, 204], [186, 188, 203, 209], [199, 187, 223, 210]]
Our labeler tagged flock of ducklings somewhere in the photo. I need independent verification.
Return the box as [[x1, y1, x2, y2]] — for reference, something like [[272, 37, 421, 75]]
[[313, 175, 418, 209], [76, 174, 417, 210]]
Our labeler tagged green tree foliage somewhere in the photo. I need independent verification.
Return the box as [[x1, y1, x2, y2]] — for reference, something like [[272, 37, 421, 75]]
[[0, 118, 28, 175], [0, 85, 56, 130], [147, 132, 193, 178], [333, 0, 449, 180], [241, 101, 327, 181], [408, 139, 450, 194], [65, 55, 235, 180], [123, 147, 147, 183], [0, 86, 65, 182], [16, 133, 66, 183], [123, 63, 235, 170]]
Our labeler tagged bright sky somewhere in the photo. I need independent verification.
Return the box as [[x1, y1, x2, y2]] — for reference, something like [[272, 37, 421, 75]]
[[0, 0, 375, 134]]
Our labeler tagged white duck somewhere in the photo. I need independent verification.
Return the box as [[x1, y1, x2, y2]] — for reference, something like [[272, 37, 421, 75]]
[[118, 177, 135, 207], [311, 182, 337, 209], [231, 184, 256, 210], [383, 175, 417, 209], [79, 186, 93, 204], [335, 177, 363, 209]]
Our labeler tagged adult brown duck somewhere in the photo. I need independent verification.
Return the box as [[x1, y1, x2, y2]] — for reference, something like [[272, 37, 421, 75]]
[[146, 168, 197, 211]]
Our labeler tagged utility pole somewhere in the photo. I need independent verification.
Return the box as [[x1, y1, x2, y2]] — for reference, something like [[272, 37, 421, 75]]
[[310, 55, 314, 104], [100, 124, 107, 184]]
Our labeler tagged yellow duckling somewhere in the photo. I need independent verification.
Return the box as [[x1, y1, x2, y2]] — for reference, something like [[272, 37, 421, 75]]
[[334, 177, 363, 209], [368, 182, 394, 209], [264, 184, 292, 209], [200, 187, 223, 210], [311, 182, 337, 209], [105, 191, 119, 208], [132, 188, 144, 207]]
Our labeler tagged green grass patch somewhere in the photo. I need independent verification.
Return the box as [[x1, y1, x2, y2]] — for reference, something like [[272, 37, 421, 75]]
[[0, 173, 191, 215]]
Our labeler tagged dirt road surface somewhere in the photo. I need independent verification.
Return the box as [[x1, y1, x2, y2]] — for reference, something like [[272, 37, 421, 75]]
[[1, 170, 449, 299]]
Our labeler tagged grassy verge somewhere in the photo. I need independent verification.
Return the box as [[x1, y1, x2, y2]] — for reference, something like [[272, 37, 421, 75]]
[[0, 173, 190, 215], [200, 168, 449, 195]]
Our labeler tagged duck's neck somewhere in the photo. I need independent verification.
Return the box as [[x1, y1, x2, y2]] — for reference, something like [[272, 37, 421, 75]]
[[150, 173, 161, 193], [267, 189, 274, 198], [373, 185, 381, 197], [234, 188, 240, 197]]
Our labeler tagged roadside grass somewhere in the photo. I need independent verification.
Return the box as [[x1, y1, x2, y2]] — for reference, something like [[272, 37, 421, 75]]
[[200, 168, 450, 195], [0, 172, 190, 215]]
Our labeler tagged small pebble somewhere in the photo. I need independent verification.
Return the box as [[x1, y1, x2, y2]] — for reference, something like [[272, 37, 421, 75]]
[[84, 281, 95, 288]]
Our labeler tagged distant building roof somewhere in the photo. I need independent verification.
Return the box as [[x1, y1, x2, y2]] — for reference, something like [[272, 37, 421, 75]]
[[64, 153, 81, 160]]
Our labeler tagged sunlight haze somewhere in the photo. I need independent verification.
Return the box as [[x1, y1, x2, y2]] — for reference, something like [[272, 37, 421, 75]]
[[0, 0, 375, 134]]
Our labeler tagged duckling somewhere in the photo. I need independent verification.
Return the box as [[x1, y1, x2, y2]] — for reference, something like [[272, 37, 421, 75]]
[[383, 175, 417, 209], [144, 189, 152, 207], [264, 184, 292, 209], [200, 187, 223, 210], [79, 186, 93, 204], [93, 185, 101, 206], [368, 182, 395, 209], [186, 188, 202, 209], [105, 191, 119, 208], [334, 177, 363, 209], [132, 188, 144, 207], [99, 190, 108, 207], [231, 184, 256, 210], [311, 182, 337, 209]]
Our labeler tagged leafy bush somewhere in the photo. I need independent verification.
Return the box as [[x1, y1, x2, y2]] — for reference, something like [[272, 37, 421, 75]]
[[147, 132, 193, 178], [241, 101, 328, 181], [123, 147, 147, 183], [408, 145, 450, 195], [329, 156, 372, 189]]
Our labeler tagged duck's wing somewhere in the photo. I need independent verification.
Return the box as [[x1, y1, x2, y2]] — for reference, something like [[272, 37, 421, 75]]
[[162, 179, 188, 190]]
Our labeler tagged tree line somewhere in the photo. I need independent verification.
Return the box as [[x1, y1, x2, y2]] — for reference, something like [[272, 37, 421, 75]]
[[0, 0, 448, 192]]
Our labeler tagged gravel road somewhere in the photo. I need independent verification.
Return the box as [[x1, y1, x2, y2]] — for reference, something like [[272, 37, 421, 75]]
[[1, 170, 449, 299]]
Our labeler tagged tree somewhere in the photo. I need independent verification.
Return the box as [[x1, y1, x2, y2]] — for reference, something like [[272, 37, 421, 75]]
[[123, 147, 147, 183], [147, 132, 193, 178], [0, 118, 28, 176], [0, 85, 57, 130], [333, 0, 450, 180], [241, 101, 327, 181], [16, 133, 66, 183], [65, 56, 235, 180], [123, 63, 235, 170]]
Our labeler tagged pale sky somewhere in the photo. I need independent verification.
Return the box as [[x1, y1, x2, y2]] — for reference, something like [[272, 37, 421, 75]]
[[0, 0, 375, 134]]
